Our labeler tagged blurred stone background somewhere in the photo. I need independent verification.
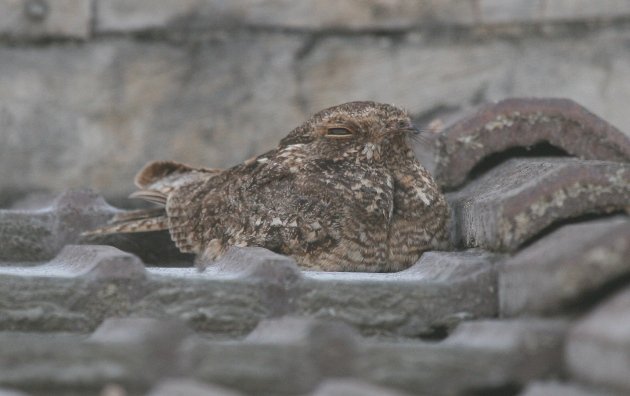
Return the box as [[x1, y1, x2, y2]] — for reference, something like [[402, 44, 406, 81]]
[[2, 0, 630, 205]]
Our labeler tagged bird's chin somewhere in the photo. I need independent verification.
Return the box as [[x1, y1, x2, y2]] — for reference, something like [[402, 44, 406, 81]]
[[379, 133, 407, 146]]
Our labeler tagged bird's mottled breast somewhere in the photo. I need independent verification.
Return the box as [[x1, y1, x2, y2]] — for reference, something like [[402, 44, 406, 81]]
[[292, 146, 395, 223], [241, 143, 394, 245]]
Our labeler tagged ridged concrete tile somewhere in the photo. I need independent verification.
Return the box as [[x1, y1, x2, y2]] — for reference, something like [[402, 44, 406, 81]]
[[293, 250, 499, 337], [0, 248, 499, 337], [88, 317, 192, 345], [202, 246, 303, 285], [448, 158, 630, 252], [245, 317, 359, 378], [566, 286, 630, 394], [45, 245, 147, 281], [181, 318, 567, 396], [0, 319, 192, 394], [0, 258, 292, 335], [0, 190, 118, 262], [358, 319, 568, 396], [0, 316, 569, 396], [181, 317, 359, 395], [500, 216, 630, 316], [434, 98, 630, 189], [0, 245, 147, 332], [88, 318, 194, 389]]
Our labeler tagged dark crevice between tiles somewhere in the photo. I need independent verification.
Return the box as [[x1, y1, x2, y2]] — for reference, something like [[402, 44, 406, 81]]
[[416, 312, 482, 342], [465, 141, 571, 185], [81, 230, 195, 267], [513, 210, 630, 317], [517, 211, 627, 251], [564, 272, 630, 317], [416, 324, 452, 342]]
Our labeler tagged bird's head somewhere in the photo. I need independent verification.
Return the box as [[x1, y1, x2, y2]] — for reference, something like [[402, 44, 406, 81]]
[[279, 101, 418, 163]]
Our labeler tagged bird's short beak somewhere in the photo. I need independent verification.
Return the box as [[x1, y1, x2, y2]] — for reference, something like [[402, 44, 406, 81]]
[[405, 125, 421, 135], [392, 125, 420, 137], [378, 124, 420, 142]]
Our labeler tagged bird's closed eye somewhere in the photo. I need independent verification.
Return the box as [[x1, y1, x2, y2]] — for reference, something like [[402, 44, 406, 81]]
[[326, 127, 353, 138]]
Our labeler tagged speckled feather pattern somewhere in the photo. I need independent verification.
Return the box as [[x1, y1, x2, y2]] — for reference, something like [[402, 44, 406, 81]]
[[92, 101, 450, 272]]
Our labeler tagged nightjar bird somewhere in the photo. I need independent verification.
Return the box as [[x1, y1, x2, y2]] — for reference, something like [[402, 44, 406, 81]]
[[89, 101, 450, 272]]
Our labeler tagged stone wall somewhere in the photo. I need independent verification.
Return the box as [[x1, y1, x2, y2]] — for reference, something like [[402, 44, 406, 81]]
[[2, 0, 630, 203]]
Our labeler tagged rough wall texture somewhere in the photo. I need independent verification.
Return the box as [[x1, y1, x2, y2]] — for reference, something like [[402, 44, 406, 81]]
[[2, 0, 630, 203]]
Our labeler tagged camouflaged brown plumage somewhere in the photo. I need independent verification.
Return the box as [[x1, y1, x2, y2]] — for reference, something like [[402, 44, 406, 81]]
[[88, 101, 450, 272]]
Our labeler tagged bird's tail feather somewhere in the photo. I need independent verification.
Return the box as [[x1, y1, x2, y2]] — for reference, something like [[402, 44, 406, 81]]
[[84, 160, 220, 238], [83, 209, 169, 236]]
